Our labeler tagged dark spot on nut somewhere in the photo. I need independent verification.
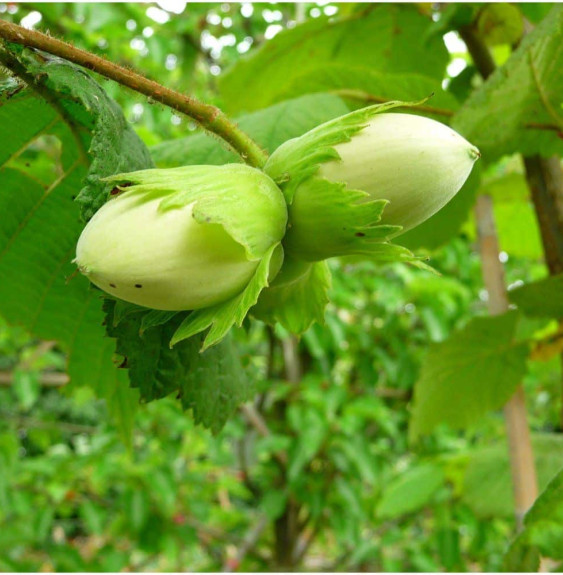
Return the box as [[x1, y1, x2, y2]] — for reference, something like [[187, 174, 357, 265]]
[[110, 187, 121, 196], [109, 283, 116, 288], [135, 284, 142, 288], [355, 232, 366, 237]]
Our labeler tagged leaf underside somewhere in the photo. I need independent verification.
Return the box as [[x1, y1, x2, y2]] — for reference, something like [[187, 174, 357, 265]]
[[0, 46, 152, 442]]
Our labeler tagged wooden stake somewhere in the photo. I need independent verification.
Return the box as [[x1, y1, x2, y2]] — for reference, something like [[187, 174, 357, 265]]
[[475, 194, 538, 528]]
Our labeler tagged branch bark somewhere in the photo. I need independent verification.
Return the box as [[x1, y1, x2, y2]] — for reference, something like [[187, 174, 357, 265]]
[[0, 19, 268, 168], [523, 156, 563, 276]]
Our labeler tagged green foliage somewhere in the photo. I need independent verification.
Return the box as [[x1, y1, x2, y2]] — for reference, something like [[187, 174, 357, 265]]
[[104, 304, 252, 434], [509, 273, 563, 319], [504, 463, 563, 568], [151, 93, 350, 168], [1, 2, 562, 572], [252, 260, 332, 334], [0, 48, 148, 441], [460, 434, 563, 518], [219, 4, 448, 113], [376, 463, 445, 520], [170, 244, 279, 349], [453, 4, 563, 161], [278, 65, 459, 117], [410, 312, 529, 439]]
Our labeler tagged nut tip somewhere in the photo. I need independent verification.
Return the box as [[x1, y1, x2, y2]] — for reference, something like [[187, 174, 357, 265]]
[[469, 146, 481, 161]]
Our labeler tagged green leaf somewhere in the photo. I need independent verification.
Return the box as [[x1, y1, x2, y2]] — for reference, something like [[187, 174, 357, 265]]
[[461, 433, 563, 519], [504, 452, 563, 565], [518, 3, 555, 24], [278, 65, 459, 119], [219, 5, 448, 113], [150, 93, 350, 168], [376, 463, 445, 520], [0, 46, 153, 221], [171, 244, 280, 350], [252, 259, 332, 334], [409, 312, 529, 439], [287, 406, 329, 482], [104, 302, 252, 434], [503, 532, 540, 572], [453, 4, 563, 161], [509, 273, 563, 319], [260, 490, 288, 521], [0, 48, 149, 442]]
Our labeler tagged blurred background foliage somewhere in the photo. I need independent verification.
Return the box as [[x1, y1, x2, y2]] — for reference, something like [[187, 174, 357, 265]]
[[0, 1, 562, 571]]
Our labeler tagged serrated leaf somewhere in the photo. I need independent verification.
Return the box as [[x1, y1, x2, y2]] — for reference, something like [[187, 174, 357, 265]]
[[171, 244, 280, 349], [150, 93, 350, 168], [140, 310, 178, 334], [509, 273, 563, 319], [104, 302, 252, 434], [0, 48, 150, 443], [409, 312, 529, 439], [219, 4, 448, 113], [0, 46, 154, 220], [252, 260, 332, 334], [453, 4, 563, 161]]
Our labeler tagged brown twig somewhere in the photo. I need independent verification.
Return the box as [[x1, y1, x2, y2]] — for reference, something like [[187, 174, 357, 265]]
[[222, 515, 269, 572], [0, 371, 68, 386], [0, 19, 268, 168], [239, 403, 288, 466], [5, 414, 97, 434]]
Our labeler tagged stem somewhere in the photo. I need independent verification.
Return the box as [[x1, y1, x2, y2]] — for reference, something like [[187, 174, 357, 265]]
[[272, 335, 304, 570], [475, 195, 538, 529], [459, 25, 496, 80], [524, 156, 563, 431], [0, 19, 268, 168], [523, 156, 563, 276], [222, 516, 269, 572], [0, 371, 68, 386]]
